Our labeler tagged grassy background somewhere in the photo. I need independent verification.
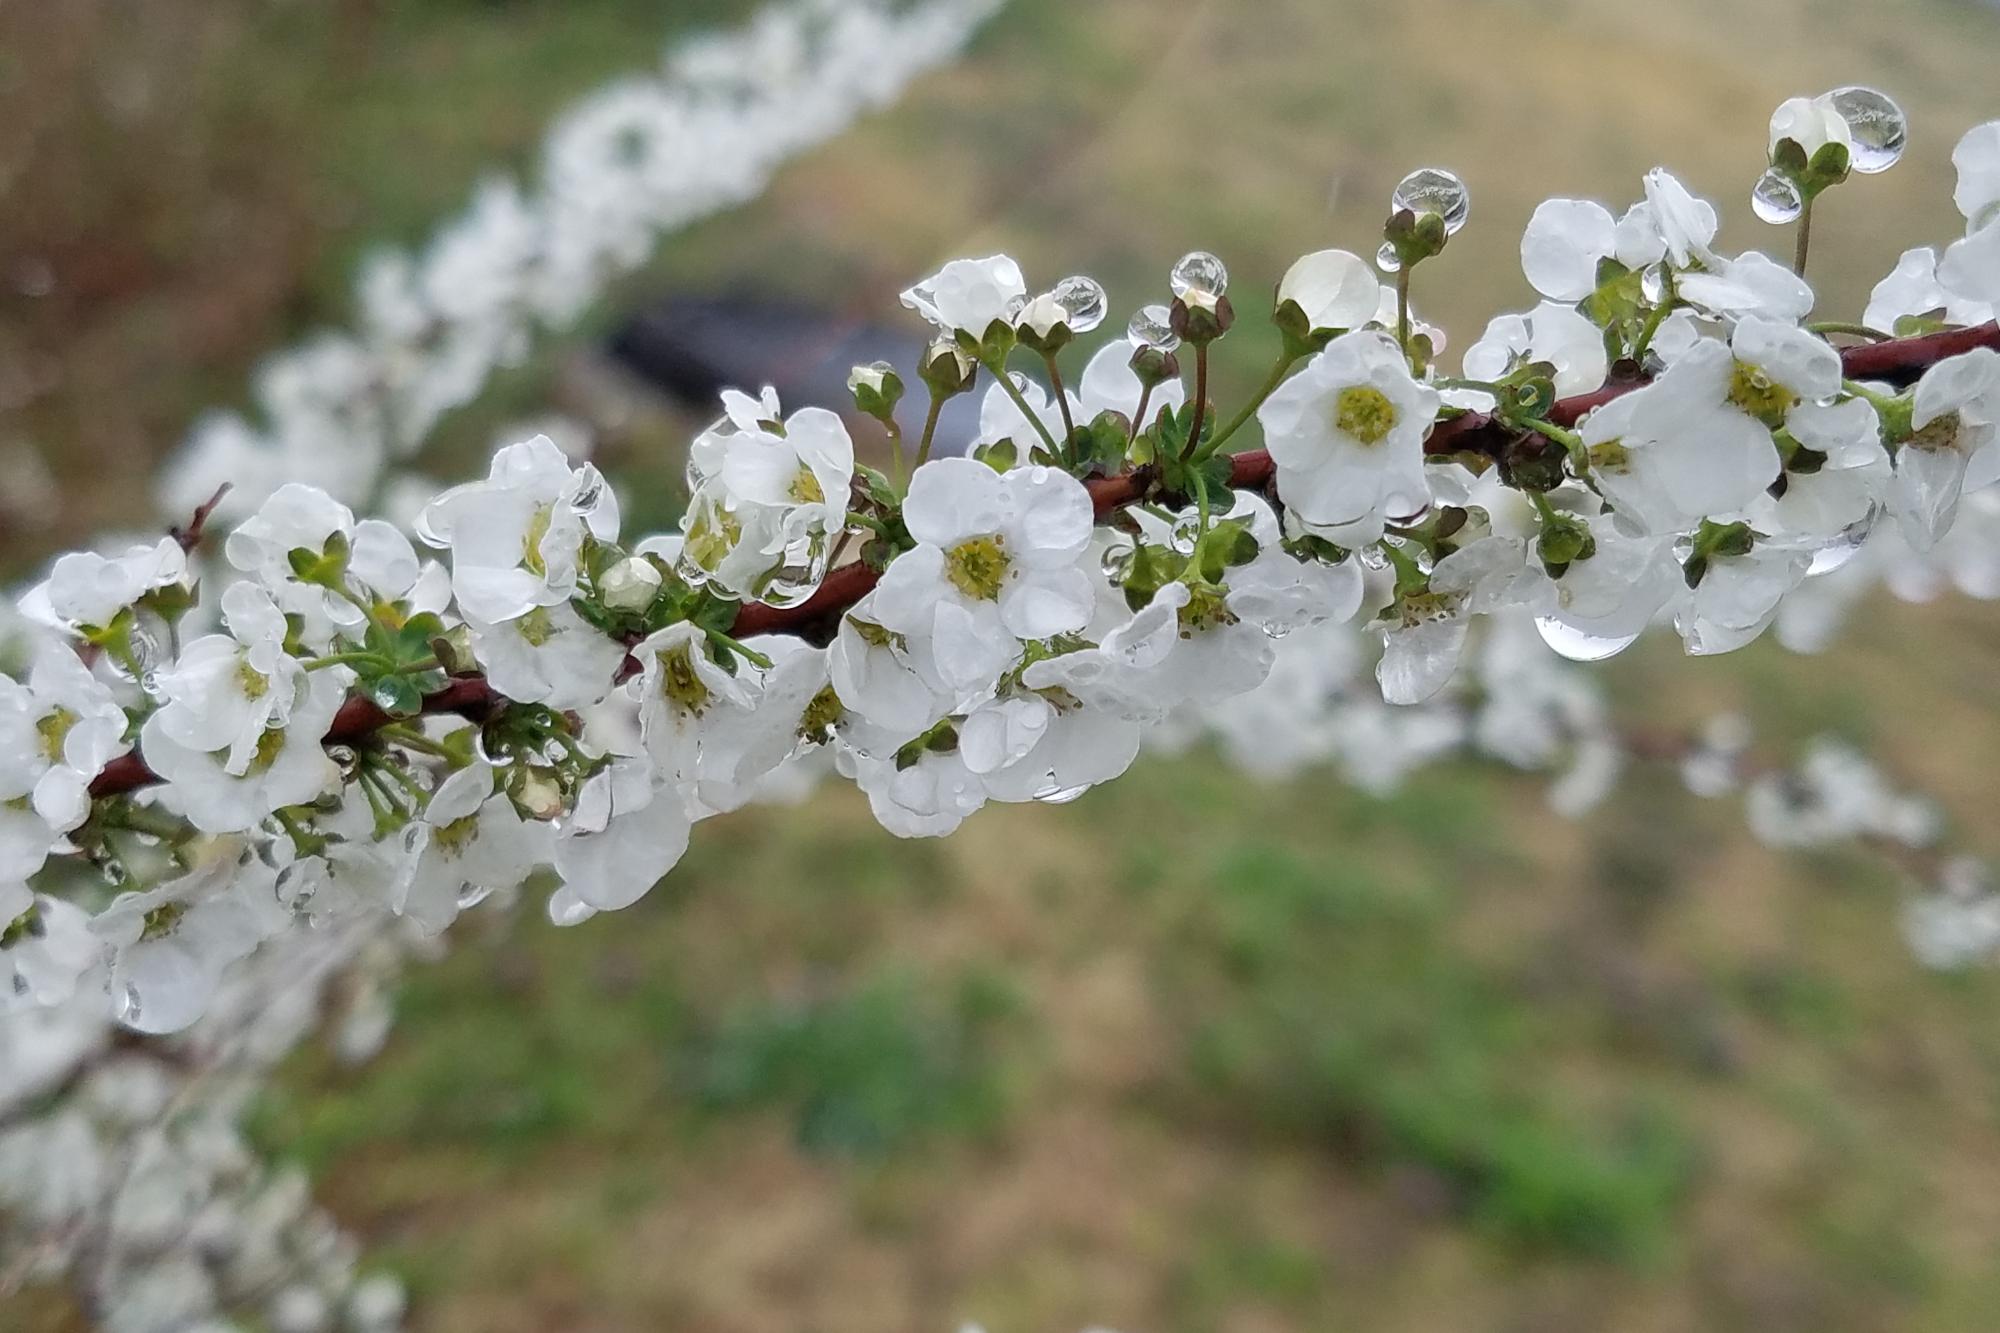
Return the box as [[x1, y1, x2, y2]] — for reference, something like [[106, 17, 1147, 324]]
[[10, 0, 2000, 1329]]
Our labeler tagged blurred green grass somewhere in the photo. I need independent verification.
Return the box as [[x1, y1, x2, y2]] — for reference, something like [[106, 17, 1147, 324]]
[[13, 0, 2000, 1330]]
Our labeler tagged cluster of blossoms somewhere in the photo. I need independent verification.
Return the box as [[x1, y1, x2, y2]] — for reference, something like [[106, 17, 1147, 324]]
[[156, 0, 1007, 527], [9, 58, 2000, 1328]]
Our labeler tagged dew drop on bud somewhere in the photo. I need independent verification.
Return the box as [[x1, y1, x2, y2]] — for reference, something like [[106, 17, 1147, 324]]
[[1750, 169, 1804, 224], [1828, 86, 1906, 174], [1168, 251, 1228, 300], [1374, 241, 1402, 274], [1391, 167, 1470, 234], [1126, 304, 1180, 351], [1051, 275, 1108, 333]]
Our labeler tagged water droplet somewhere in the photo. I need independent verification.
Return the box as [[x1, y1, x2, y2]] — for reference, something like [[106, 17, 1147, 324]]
[[1828, 86, 1906, 174], [1391, 167, 1470, 234], [1640, 264, 1668, 304], [1033, 782, 1088, 805], [546, 884, 596, 927], [414, 504, 448, 548], [1806, 503, 1880, 576], [1535, 615, 1641, 662], [1168, 251, 1228, 300], [115, 983, 142, 1028], [1051, 276, 1107, 333], [1750, 170, 1803, 224], [456, 882, 495, 911], [1374, 241, 1402, 274], [1126, 304, 1180, 352], [568, 467, 606, 516]]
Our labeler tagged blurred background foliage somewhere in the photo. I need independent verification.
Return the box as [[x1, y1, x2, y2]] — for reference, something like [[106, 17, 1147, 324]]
[[9, 0, 2000, 1329]]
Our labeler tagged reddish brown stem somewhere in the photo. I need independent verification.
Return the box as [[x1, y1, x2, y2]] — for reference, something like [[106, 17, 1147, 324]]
[[81, 321, 2000, 802]]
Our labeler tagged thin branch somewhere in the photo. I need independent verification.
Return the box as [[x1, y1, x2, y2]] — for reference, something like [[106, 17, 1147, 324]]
[[79, 320, 2000, 801]]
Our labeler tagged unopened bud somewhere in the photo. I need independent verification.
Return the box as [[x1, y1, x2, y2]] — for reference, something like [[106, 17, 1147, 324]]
[[920, 337, 978, 398], [600, 556, 663, 612], [847, 361, 904, 421]]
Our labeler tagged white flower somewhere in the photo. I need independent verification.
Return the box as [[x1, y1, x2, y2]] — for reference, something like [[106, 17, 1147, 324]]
[[1640, 168, 1719, 269], [1520, 199, 1617, 302], [688, 640, 834, 814], [140, 659, 347, 835], [1769, 94, 1854, 159], [1893, 347, 2000, 550], [1752, 398, 1890, 546], [900, 255, 1027, 336], [827, 595, 954, 751], [225, 483, 427, 646], [599, 555, 662, 612], [1276, 249, 1382, 332], [1940, 123, 2000, 306], [551, 756, 691, 912], [962, 692, 1142, 804], [466, 601, 625, 712], [1951, 121, 2000, 228], [90, 847, 289, 1033], [1675, 251, 1815, 324], [871, 459, 1096, 700], [395, 761, 549, 934], [1375, 536, 1548, 705], [1864, 247, 1994, 333], [679, 390, 853, 604], [417, 434, 619, 622], [972, 374, 1071, 456], [0, 646, 130, 878], [1537, 517, 1681, 659], [1675, 544, 1809, 654], [1258, 330, 1439, 542], [1076, 339, 1184, 423], [1584, 323, 1835, 532], [1462, 301, 1609, 398], [144, 583, 307, 780], [630, 621, 757, 786], [846, 743, 988, 839], [0, 891, 98, 1014], [28, 537, 190, 635]]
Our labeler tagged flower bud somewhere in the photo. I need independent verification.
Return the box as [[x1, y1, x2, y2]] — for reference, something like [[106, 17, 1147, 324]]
[[600, 556, 663, 612], [847, 361, 905, 422], [1012, 292, 1074, 355], [920, 337, 977, 398]]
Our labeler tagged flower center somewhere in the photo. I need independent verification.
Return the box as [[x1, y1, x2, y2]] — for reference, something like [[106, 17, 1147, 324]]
[[797, 685, 845, 745], [1176, 582, 1238, 636], [433, 812, 481, 858], [788, 465, 825, 505], [1, 902, 43, 950], [521, 503, 554, 577], [1396, 588, 1459, 628], [35, 707, 78, 764], [657, 642, 710, 714], [684, 503, 743, 571], [1907, 410, 1963, 453], [848, 616, 904, 650], [1726, 359, 1797, 425], [945, 535, 1010, 601], [249, 726, 288, 774], [237, 660, 270, 701], [140, 900, 188, 942], [516, 606, 555, 648], [1334, 385, 1398, 445], [1587, 439, 1632, 474]]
